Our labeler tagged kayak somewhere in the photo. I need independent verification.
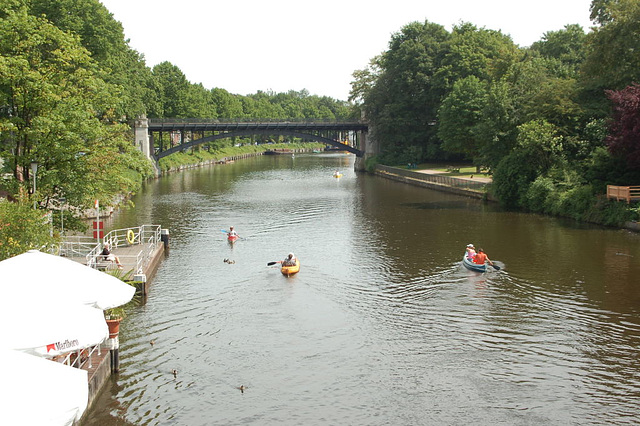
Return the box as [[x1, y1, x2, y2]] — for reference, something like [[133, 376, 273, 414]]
[[227, 234, 238, 243], [333, 173, 343, 178], [462, 254, 486, 272], [281, 259, 300, 276]]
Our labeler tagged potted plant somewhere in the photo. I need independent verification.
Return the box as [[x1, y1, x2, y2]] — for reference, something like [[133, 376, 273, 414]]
[[104, 269, 136, 338]]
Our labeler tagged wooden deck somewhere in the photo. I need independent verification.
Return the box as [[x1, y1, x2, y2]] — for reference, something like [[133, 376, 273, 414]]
[[67, 239, 166, 417], [69, 242, 164, 281]]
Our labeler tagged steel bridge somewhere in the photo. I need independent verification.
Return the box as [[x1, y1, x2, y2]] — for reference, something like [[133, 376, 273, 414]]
[[144, 119, 369, 160]]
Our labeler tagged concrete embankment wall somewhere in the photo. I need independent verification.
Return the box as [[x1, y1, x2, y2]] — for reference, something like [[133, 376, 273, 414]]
[[373, 165, 640, 233], [373, 165, 496, 202]]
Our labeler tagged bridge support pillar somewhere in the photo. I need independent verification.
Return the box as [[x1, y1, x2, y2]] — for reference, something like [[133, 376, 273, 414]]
[[135, 115, 161, 176], [134, 115, 152, 160], [354, 129, 377, 172]]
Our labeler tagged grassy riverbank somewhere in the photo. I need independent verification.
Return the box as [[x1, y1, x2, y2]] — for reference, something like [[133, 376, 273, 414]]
[[157, 142, 325, 172]]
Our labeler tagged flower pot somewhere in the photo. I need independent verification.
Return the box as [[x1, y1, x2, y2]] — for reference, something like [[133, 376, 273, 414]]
[[106, 317, 122, 338]]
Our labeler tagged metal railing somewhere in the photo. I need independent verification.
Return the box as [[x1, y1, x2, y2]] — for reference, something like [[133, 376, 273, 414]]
[[61, 343, 101, 370], [58, 236, 100, 258], [85, 225, 162, 273], [376, 165, 488, 191]]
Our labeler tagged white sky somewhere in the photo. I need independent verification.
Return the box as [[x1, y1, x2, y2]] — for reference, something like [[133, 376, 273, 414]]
[[99, 0, 594, 101]]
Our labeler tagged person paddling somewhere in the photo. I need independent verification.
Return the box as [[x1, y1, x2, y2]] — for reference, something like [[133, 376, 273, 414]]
[[473, 248, 494, 267], [282, 252, 297, 266]]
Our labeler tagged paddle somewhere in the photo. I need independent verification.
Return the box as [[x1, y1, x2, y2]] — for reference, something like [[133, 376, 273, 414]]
[[490, 263, 501, 271], [267, 261, 281, 266]]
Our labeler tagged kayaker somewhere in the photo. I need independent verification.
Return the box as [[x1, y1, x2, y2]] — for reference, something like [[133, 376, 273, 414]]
[[227, 226, 238, 237], [282, 253, 296, 266], [473, 248, 494, 267], [466, 244, 476, 260]]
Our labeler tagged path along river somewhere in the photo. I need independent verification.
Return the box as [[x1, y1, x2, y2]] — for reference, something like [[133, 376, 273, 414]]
[[84, 153, 640, 425]]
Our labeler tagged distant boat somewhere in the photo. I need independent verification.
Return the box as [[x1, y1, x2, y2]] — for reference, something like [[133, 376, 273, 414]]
[[264, 149, 293, 155]]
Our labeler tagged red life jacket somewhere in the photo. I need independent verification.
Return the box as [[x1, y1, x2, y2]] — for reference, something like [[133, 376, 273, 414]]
[[474, 252, 487, 264]]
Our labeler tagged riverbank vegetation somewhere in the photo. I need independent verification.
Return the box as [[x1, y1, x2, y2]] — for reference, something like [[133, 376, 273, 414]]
[[157, 142, 324, 173], [350, 0, 640, 226], [0, 0, 349, 259]]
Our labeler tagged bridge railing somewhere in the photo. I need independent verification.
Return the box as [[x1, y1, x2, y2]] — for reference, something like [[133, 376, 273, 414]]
[[149, 118, 363, 124]]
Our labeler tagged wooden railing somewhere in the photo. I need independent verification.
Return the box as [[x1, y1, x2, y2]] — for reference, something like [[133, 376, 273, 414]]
[[607, 185, 640, 203]]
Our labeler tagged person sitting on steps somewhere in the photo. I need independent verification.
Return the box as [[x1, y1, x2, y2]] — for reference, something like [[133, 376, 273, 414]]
[[101, 243, 123, 269]]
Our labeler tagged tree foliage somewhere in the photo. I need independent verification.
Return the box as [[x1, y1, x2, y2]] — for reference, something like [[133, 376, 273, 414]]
[[606, 83, 640, 169], [0, 3, 152, 216], [0, 197, 57, 260], [437, 76, 488, 160], [582, 0, 640, 94]]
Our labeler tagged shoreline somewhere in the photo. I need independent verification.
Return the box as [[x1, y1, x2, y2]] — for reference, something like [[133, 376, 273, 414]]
[[372, 164, 639, 233]]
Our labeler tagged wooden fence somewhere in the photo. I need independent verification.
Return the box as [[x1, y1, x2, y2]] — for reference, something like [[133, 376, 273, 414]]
[[607, 185, 640, 203]]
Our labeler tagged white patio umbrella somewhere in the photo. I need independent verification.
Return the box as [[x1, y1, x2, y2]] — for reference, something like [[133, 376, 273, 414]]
[[0, 299, 108, 357], [2, 349, 89, 426], [0, 250, 135, 310]]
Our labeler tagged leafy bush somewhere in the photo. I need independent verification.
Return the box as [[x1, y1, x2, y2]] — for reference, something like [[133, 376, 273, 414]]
[[524, 177, 555, 213], [0, 197, 58, 261], [492, 151, 539, 209]]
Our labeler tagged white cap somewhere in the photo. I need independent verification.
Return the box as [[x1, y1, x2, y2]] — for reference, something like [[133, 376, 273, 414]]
[[467, 244, 474, 247]]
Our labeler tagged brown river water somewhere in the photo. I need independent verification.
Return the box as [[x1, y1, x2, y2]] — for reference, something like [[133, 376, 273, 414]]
[[83, 153, 640, 425]]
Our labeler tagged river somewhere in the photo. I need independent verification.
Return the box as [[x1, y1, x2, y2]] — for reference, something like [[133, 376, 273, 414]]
[[84, 153, 640, 425]]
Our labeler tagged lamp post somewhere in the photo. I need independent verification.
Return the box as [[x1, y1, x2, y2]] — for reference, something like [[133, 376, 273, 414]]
[[30, 161, 38, 209], [59, 197, 66, 235]]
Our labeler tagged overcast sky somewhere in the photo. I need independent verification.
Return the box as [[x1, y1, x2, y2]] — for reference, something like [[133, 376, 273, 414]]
[[99, 0, 594, 101]]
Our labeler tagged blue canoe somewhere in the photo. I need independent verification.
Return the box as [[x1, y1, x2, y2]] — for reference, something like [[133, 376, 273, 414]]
[[462, 254, 487, 272]]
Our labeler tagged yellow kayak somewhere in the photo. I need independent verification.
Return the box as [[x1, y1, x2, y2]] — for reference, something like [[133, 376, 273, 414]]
[[333, 173, 343, 178], [281, 260, 300, 276]]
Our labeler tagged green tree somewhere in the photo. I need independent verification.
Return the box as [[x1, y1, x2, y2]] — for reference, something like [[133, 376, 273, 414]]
[[0, 6, 152, 213], [437, 76, 488, 163], [0, 198, 57, 261], [151, 62, 191, 118], [582, 0, 640, 94], [28, 0, 156, 119], [210, 88, 244, 118], [474, 80, 519, 170], [433, 22, 521, 93], [492, 120, 564, 208], [530, 24, 587, 77], [364, 21, 450, 162], [505, 56, 583, 135]]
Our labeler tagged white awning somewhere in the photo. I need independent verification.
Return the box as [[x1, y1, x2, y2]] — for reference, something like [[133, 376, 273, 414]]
[[0, 250, 135, 310], [0, 300, 108, 356], [2, 349, 89, 426]]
